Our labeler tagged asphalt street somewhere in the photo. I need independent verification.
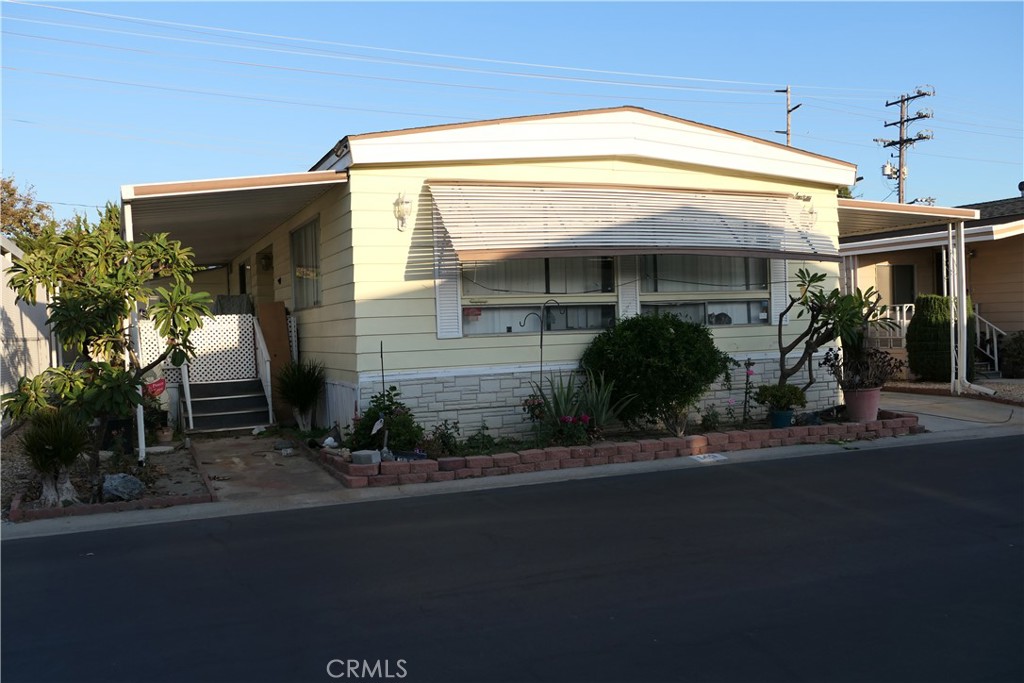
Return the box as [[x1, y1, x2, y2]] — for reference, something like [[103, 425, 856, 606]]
[[2, 435, 1021, 683]]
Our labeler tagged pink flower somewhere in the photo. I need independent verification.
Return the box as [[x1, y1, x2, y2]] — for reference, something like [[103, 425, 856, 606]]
[[727, 399, 736, 406], [579, 413, 591, 424], [746, 369, 756, 376], [560, 415, 574, 424]]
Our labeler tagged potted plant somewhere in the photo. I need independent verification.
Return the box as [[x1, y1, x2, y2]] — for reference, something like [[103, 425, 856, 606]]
[[753, 384, 807, 428], [820, 346, 905, 422]]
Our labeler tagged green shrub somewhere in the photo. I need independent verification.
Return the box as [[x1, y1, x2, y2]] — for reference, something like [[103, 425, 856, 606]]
[[420, 419, 461, 458], [345, 385, 424, 452], [1000, 331, 1024, 378], [905, 295, 976, 381], [580, 313, 737, 434], [752, 384, 807, 412]]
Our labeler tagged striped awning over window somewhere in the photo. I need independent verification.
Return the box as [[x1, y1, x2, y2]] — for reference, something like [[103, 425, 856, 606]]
[[429, 181, 839, 261]]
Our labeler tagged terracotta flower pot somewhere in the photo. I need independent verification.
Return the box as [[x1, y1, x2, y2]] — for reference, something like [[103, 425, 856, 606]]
[[155, 426, 174, 443], [844, 387, 882, 422]]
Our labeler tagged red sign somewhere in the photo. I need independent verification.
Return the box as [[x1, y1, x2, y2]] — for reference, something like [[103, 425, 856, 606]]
[[145, 378, 167, 397]]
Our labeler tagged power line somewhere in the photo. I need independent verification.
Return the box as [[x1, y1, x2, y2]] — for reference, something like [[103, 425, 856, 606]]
[[7, 0, 896, 94], [2, 30, 778, 108], [3, 15, 781, 96]]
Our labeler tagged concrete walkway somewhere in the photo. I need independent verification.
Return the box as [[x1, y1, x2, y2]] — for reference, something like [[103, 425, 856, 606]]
[[3, 391, 1021, 540]]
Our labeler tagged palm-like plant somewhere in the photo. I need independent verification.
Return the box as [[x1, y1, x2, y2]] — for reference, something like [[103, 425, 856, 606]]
[[276, 359, 326, 431], [20, 407, 90, 507]]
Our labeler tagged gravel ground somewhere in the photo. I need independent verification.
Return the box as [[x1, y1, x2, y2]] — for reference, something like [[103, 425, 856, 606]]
[[1, 424, 208, 520], [886, 378, 1024, 406]]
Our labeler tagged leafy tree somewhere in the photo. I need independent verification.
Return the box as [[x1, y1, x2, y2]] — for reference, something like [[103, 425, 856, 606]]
[[1, 221, 212, 501], [773, 269, 895, 391], [1, 176, 60, 239], [581, 313, 736, 435]]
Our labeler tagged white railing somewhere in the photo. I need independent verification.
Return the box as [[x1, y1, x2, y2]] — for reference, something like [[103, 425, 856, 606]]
[[253, 318, 275, 425], [867, 303, 915, 349], [975, 305, 1006, 371], [181, 362, 195, 431]]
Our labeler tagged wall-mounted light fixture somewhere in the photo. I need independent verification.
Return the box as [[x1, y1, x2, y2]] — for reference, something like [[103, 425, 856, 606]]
[[393, 193, 412, 231]]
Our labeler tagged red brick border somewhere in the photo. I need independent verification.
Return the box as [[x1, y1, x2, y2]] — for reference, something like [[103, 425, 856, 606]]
[[322, 413, 921, 489]]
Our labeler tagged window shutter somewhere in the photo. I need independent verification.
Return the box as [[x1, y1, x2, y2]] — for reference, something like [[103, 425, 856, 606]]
[[770, 259, 789, 325], [617, 256, 640, 319], [433, 212, 463, 339]]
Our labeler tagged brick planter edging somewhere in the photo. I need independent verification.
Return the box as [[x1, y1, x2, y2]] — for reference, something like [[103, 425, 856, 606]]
[[322, 412, 921, 489]]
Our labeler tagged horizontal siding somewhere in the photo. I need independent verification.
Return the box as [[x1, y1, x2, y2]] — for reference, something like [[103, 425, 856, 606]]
[[229, 160, 840, 376], [970, 236, 1024, 332]]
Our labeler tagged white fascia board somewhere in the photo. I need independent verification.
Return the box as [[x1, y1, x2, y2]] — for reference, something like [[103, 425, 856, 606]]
[[839, 222, 1022, 256], [348, 110, 855, 187]]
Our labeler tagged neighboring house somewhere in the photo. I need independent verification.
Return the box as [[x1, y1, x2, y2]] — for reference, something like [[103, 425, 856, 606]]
[[1, 234, 56, 425], [838, 192, 1023, 373], [119, 106, 975, 434]]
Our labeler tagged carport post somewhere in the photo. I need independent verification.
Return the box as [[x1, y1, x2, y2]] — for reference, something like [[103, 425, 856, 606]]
[[122, 200, 147, 465]]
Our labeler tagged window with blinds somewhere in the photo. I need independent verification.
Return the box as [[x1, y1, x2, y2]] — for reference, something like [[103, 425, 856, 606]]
[[290, 217, 320, 310]]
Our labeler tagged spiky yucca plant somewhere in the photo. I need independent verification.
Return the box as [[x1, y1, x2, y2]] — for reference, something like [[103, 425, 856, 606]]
[[276, 359, 326, 431], [20, 408, 90, 507]]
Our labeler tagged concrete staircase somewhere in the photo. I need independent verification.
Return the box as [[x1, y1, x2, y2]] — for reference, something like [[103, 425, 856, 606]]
[[185, 379, 271, 433], [974, 360, 1002, 380]]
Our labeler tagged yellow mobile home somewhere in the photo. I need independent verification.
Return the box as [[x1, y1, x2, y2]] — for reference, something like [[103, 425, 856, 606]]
[[123, 106, 926, 434]]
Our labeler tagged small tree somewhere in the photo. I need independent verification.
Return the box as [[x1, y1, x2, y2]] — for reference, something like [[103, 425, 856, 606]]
[[581, 313, 736, 435], [1, 220, 212, 501], [774, 269, 894, 391]]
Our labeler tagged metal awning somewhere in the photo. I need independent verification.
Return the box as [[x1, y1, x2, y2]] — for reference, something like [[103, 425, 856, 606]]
[[837, 198, 978, 238], [429, 181, 840, 261], [121, 171, 348, 266]]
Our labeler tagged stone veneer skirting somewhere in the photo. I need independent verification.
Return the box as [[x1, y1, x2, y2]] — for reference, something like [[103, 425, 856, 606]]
[[319, 412, 921, 489], [357, 354, 842, 439]]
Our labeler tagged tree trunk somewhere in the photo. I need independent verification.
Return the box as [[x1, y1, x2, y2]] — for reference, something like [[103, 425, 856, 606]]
[[88, 415, 110, 503], [56, 466, 80, 505], [294, 408, 311, 432], [39, 475, 60, 508]]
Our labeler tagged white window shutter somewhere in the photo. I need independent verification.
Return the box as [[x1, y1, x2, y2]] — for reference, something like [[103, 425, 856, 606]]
[[617, 255, 640, 319], [433, 212, 463, 339], [770, 259, 789, 325]]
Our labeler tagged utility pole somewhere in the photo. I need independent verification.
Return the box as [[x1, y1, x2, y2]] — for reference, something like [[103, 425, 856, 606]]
[[874, 86, 934, 203], [774, 86, 802, 146]]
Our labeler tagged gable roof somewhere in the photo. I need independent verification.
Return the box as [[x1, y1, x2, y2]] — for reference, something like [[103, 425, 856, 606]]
[[311, 106, 856, 187]]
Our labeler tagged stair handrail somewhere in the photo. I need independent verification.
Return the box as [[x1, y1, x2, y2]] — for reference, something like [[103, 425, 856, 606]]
[[181, 361, 195, 431], [253, 317, 275, 424], [973, 304, 1007, 371]]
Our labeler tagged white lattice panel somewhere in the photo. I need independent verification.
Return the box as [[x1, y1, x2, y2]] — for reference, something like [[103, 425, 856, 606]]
[[188, 314, 256, 381], [138, 314, 256, 383]]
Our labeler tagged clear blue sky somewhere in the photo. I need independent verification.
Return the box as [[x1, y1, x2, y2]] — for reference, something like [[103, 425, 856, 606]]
[[2, 1, 1021, 221]]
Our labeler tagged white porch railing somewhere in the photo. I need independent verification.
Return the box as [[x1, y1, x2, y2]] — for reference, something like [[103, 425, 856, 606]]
[[975, 305, 1006, 371], [253, 318, 275, 425], [867, 303, 915, 349]]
